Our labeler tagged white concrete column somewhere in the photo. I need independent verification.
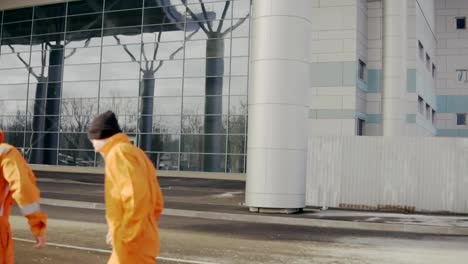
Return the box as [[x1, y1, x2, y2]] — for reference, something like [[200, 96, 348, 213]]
[[245, 0, 311, 210], [382, 0, 407, 136]]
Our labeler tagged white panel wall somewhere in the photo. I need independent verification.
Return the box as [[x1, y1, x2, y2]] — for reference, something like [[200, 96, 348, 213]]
[[309, 1, 359, 136], [307, 136, 468, 213], [435, 0, 468, 131]]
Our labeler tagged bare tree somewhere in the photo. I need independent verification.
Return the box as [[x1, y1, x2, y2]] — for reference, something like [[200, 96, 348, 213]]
[[179, 0, 250, 172], [114, 23, 199, 152]]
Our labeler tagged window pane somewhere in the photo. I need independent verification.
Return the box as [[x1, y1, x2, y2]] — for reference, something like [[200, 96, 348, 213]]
[[141, 41, 184, 61], [0, 116, 27, 132], [233, 0, 251, 19], [457, 18, 466, 29], [0, 69, 29, 84], [1, 37, 31, 53], [229, 96, 247, 115], [68, 0, 104, 15], [2, 21, 32, 38], [228, 115, 246, 134], [2, 132, 25, 147], [0, 52, 30, 69], [231, 57, 248, 76], [227, 155, 245, 173], [105, 0, 143, 11], [143, 24, 185, 42], [104, 9, 142, 28], [4, 7, 33, 23], [34, 3, 66, 19], [180, 154, 226, 172], [99, 98, 138, 116], [65, 31, 102, 48], [153, 78, 182, 96], [457, 114, 466, 125], [100, 80, 140, 97], [230, 76, 247, 95], [103, 26, 142, 45], [58, 150, 95, 167], [61, 98, 99, 118], [64, 47, 102, 65], [141, 60, 183, 78], [151, 97, 181, 115], [102, 44, 141, 63], [0, 100, 27, 115], [67, 14, 103, 32], [64, 64, 101, 81], [101, 62, 141, 80], [0, 84, 28, 100], [150, 153, 179, 171], [139, 134, 179, 152], [228, 135, 245, 154], [143, 7, 170, 25], [152, 115, 181, 133], [59, 133, 93, 149], [181, 135, 226, 153]]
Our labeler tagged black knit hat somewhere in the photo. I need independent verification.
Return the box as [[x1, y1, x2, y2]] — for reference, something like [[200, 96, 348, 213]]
[[88, 111, 122, 140]]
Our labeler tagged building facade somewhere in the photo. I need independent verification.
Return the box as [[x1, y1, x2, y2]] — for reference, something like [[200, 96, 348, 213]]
[[0, 0, 467, 177]]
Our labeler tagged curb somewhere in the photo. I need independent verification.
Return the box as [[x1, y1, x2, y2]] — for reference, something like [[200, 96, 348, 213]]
[[40, 198, 468, 236]]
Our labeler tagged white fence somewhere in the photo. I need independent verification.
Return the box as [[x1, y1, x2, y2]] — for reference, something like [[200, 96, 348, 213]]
[[307, 136, 468, 213]]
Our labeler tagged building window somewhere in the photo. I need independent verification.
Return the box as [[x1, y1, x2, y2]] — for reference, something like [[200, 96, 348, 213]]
[[426, 104, 431, 120], [418, 41, 424, 60], [358, 60, 367, 81], [426, 53, 431, 71], [456, 17, 466, 29], [418, 96, 424, 114], [432, 109, 436, 124], [457, 69, 467, 83], [457, 113, 466, 125], [357, 119, 365, 136], [432, 64, 436, 78]]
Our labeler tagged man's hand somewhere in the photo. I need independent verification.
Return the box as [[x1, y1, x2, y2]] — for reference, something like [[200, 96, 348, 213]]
[[34, 235, 47, 249], [106, 231, 113, 247]]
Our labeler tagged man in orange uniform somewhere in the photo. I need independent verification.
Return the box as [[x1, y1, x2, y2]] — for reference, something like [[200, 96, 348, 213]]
[[88, 111, 164, 264], [0, 130, 48, 264]]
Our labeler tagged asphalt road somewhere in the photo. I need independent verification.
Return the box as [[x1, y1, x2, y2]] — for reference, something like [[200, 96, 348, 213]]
[[10, 204, 468, 264]]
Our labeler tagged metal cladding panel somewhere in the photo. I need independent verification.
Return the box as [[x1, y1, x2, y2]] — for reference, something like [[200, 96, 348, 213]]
[[307, 136, 468, 213]]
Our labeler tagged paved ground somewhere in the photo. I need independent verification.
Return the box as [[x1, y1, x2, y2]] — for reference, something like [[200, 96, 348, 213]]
[[10, 204, 468, 264], [9, 173, 467, 263], [36, 177, 468, 232]]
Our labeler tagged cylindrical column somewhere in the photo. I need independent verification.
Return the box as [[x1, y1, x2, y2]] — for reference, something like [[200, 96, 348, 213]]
[[382, 0, 407, 136], [246, 0, 311, 210]]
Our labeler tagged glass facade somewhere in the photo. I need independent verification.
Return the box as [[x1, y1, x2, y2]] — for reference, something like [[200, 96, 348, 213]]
[[0, 0, 250, 173]]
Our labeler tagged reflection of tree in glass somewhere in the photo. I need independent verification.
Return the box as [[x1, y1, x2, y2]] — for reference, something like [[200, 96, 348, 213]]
[[180, 0, 249, 172], [114, 22, 198, 152], [8, 13, 100, 164]]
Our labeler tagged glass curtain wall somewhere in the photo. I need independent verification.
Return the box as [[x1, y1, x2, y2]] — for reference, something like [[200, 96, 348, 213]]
[[0, 0, 250, 173]]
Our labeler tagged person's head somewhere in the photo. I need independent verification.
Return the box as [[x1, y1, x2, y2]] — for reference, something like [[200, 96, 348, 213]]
[[0, 130, 3, 144], [88, 111, 122, 151]]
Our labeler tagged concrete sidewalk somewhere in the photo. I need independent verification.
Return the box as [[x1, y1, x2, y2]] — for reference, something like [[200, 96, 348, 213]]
[[35, 175, 468, 236]]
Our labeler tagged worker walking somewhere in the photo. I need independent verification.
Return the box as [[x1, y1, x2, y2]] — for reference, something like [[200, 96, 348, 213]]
[[88, 111, 164, 264], [0, 130, 48, 264]]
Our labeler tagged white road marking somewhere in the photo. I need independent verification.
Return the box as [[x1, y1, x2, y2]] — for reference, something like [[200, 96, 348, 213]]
[[13, 237, 220, 264]]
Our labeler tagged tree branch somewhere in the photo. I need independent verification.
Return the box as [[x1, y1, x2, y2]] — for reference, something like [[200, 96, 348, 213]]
[[9, 45, 39, 79], [150, 31, 163, 71], [113, 36, 138, 62], [182, 2, 210, 34], [199, 0, 213, 32], [222, 14, 249, 37], [217, 1, 231, 33], [64, 48, 77, 59], [153, 60, 164, 74], [169, 28, 199, 60]]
